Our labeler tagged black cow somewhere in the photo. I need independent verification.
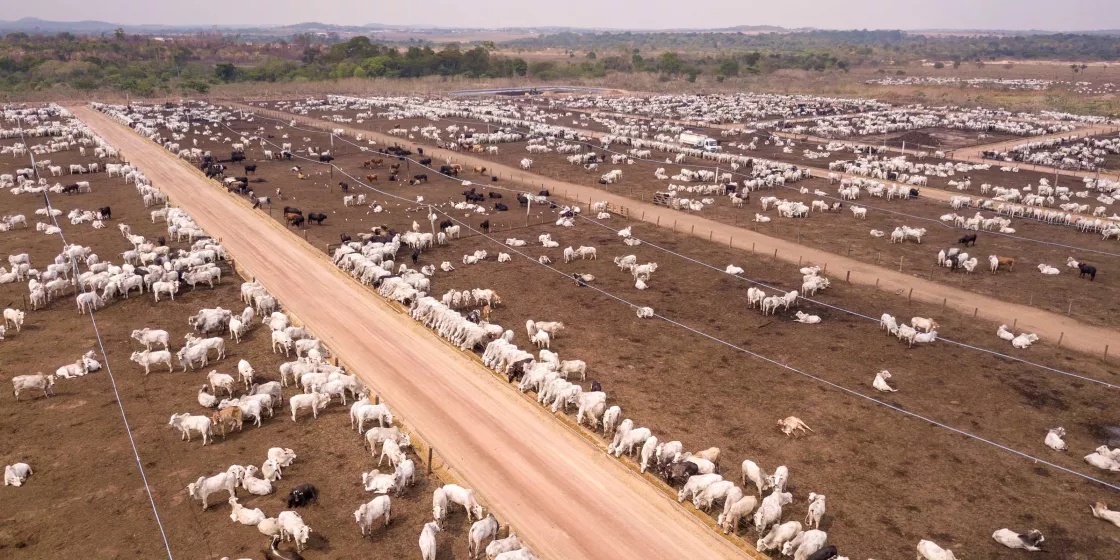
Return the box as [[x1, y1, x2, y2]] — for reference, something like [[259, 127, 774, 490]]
[[338, 181, 349, 193], [440, 165, 453, 175], [538, 189, 550, 197], [590, 380, 602, 392], [287, 214, 305, 228], [412, 174, 428, 183], [494, 203, 508, 212], [307, 213, 327, 225], [490, 176, 499, 182], [230, 151, 245, 163], [480, 220, 490, 232], [419, 157, 432, 165], [417, 147, 424, 155], [466, 193, 484, 203], [909, 188, 920, 198], [286, 484, 319, 508], [661, 461, 699, 485], [157, 236, 166, 246], [319, 154, 334, 163], [958, 233, 977, 246], [439, 220, 453, 230], [516, 194, 529, 207], [507, 358, 533, 383], [97, 206, 111, 219], [488, 192, 503, 199], [61, 184, 79, 195], [1078, 263, 1097, 281], [244, 164, 257, 174], [340, 233, 352, 244], [806, 546, 839, 560], [573, 273, 588, 288], [283, 206, 303, 216]]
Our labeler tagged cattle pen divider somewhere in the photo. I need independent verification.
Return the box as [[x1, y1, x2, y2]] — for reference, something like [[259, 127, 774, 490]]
[[119, 113, 769, 559]]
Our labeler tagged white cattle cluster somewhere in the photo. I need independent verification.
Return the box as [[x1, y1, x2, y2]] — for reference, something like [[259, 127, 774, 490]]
[[996, 133, 1120, 171], [774, 107, 1078, 139], [558, 93, 889, 125], [879, 314, 939, 347]]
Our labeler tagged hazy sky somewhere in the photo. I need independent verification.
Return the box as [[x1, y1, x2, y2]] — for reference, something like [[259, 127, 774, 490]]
[[6, 0, 1120, 31]]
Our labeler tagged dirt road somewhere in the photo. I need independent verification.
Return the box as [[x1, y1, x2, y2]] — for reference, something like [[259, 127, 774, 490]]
[[241, 104, 1118, 357], [72, 106, 750, 560]]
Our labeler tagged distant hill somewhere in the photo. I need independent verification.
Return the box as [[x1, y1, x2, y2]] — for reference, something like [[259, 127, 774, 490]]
[[0, 17, 1117, 38]]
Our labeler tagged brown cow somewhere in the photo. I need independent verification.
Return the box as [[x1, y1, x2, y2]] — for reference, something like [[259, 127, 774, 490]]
[[389, 163, 401, 172], [211, 407, 243, 438], [450, 164, 462, 174], [363, 158, 383, 169], [474, 166, 487, 175], [366, 174, 378, 182], [992, 256, 1016, 273]]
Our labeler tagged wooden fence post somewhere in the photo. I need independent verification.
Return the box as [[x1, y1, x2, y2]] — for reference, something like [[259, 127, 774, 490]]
[[1057, 332, 1064, 347], [427, 448, 433, 474], [908, 288, 913, 303]]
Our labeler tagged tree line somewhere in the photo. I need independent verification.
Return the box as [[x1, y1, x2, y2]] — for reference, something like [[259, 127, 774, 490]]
[[0, 30, 1118, 96]]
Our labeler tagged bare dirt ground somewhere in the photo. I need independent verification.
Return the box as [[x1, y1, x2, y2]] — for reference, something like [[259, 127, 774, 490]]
[[250, 102, 1120, 358], [286, 107, 1120, 329], [74, 105, 751, 560], [116, 105, 1120, 559], [0, 138, 472, 559], [855, 127, 1020, 151]]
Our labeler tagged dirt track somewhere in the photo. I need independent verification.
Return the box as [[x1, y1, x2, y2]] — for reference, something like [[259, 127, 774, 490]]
[[71, 106, 749, 560], [240, 104, 1119, 357]]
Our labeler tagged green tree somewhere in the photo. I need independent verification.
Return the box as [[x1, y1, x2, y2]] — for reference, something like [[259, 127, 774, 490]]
[[510, 58, 528, 77], [214, 62, 238, 82], [933, 62, 945, 69], [180, 79, 210, 93], [587, 50, 596, 60], [462, 46, 490, 76], [658, 51, 683, 75], [114, 28, 125, 41], [718, 58, 739, 77]]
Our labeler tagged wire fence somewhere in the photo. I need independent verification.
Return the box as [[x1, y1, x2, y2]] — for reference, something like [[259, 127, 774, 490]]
[[16, 120, 176, 560], [214, 111, 1120, 493], [234, 105, 1119, 374]]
